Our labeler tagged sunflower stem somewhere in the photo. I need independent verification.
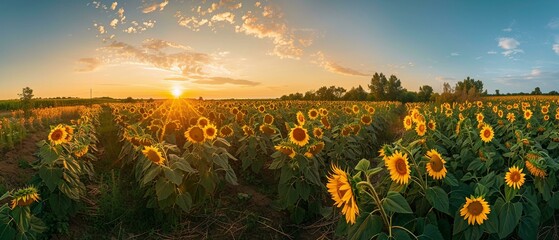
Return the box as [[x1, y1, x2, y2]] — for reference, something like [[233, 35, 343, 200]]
[[392, 225, 419, 240], [357, 181, 390, 232]]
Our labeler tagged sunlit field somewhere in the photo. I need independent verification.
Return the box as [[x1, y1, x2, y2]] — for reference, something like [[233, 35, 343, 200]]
[[4, 1, 559, 239]]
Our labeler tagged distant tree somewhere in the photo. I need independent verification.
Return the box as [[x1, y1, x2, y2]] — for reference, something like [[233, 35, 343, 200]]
[[124, 97, 134, 103], [343, 85, 368, 100], [18, 87, 34, 116], [417, 85, 434, 102], [303, 91, 316, 100], [531, 87, 542, 95], [400, 90, 418, 103], [454, 77, 483, 101], [368, 72, 388, 101], [549, 90, 559, 95], [495, 89, 500, 96]]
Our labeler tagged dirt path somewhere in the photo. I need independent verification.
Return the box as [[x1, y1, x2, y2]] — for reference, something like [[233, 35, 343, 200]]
[[0, 130, 47, 190]]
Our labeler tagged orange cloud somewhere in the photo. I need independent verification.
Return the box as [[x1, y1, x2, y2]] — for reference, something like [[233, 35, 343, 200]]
[[312, 51, 368, 77]]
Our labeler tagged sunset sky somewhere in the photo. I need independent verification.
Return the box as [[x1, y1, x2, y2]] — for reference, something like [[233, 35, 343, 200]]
[[2, 1, 559, 99]]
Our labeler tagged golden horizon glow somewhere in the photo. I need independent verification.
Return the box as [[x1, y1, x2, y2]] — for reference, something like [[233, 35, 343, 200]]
[[171, 86, 183, 99]]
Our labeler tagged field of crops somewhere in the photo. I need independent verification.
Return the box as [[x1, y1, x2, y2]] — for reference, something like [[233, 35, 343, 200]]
[[1, 97, 559, 239]]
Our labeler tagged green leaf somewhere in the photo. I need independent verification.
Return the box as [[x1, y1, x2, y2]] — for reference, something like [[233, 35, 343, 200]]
[[382, 191, 412, 214], [38, 166, 63, 192], [164, 167, 183, 185], [443, 173, 459, 187], [171, 158, 197, 173], [418, 224, 444, 240], [142, 165, 162, 185], [155, 178, 175, 201], [354, 159, 370, 172], [392, 227, 412, 240], [498, 202, 522, 239], [482, 208, 498, 234], [348, 214, 383, 240], [452, 210, 468, 235], [426, 186, 449, 215], [175, 192, 192, 212]]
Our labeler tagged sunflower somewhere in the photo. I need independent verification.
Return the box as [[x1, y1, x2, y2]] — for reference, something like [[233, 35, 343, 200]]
[[425, 149, 447, 180], [524, 109, 533, 120], [259, 124, 276, 135], [360, 115, 372, 125], [74, 145, 89, 158], [308, 109, 319, 120], [386, 151, 411, 185], [263, 114, 274, 125], [476, 113, 484, 123], [352, 105, 360, 114], [257, 105, 265, 113], [321, 116, 331, 129], [427, 120, 436, 131], [204, 124, 218, 140], [313, 127, 323, 139], [544, 115, 550, 121], [48, 125, 68, 145], [289, 125, 309, 147], [185, 126, 206, 143], [326, 165, 359, 224], [242, 125, 254, 136], [542, 106, 549, 114], [275, 145, 296, 158], [197, 117, 210, 127], [219, 125, 233, 137], [64, 125, 74, 142], [296, 111, 306, 125], [304, 141, 325, 158], [142, 146, 165, 165], [367, 106, 375, 114], [341, 126, 352, 137], [460, 196, 491, 225], [506, 112, 515, 123], [480, 124, 494, 143], [505, 166, 525, 189], [403, 115, 413, 130], [525, 153, 546, 178], [319, 108, 329, 116], [498, 110, 504, 118], [10, 186, 40, 209], [411, 109, 421, 122], [415, 121, 427, 136]]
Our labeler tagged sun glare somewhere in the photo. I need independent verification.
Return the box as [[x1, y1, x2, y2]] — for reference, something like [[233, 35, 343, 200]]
[[171, 87, 183, 99]]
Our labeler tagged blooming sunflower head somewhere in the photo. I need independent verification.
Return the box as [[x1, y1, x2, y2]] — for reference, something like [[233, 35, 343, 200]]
[[459, 196, 490, 225], [386, 150, 411, 185], [313, 127, 323, 139], [185, 126, 206, 143], [326, 165, 359, 224], [505, 166, 525, 189], [275, 145, 296, 159], [48, 125, 68, 145], [242, 125, 254, 136], [197, 117, 210, 128], [263, 114, 274, 125], [480, 124, 494, 143], [289, 125, 309, 147], [415, 121, 427, 136], [524, 109, 533, 120], [427, 120, 436, 131], [476, 113, 484, 123], [142, 146, 165, 165], [219, 125, 234, 137], [360, 115, 372, 126], [403, 116, 413, 130], [425, 149, 447, 180], [10, 186, 40, 209], [204, 124, 218, 140], [296, 111, 306, 125], [308, 109, 319, 120]]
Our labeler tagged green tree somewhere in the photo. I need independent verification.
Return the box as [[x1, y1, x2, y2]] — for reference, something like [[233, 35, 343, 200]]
[[495, 89, 500, 95], [343, 85, 368, 100], [368, 72, 388, 101], [455, 77, 483, 101], [417, 85, 434, 102], [18, 87, 34, 116], [531, 87, 542, 95]]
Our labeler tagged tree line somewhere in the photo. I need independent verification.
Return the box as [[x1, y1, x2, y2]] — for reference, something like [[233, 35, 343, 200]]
[[280, 73, 557, 102]]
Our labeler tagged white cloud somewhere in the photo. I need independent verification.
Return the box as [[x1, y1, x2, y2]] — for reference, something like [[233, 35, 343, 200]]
[[450, 52, 460, 56], [110, 19, 119, 28], [502, 28, 512, 32], [553, 44, 559, 54], [497, 37, 523, 57], [487, 51, 497, 54], [110, 2, 118, 10], [142, 0, 169, 14]]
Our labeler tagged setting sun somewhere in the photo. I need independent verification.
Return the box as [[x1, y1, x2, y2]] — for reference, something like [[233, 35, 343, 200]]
[[171, 87, 183, 99]]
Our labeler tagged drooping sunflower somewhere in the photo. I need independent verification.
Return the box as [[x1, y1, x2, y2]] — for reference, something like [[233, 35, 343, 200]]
[[48, 125, 68, 145], [263, 114, 274, 125], [74, 145, 89, 158], [341, 126, 352, 137], [275, 145, 296, 158], [505, 166, 525, 189], [259, 124, 276, 135], [10, 186, 40, 209], [425, 149, 447, 180], [524, 109, 533, 120], [480, 124, 494, 143], [321, 116, 331, 129], [185, 126, 206, 143], [304, 141, 325, 158], [64, 125, 74, 142], [313, 127, 323, 139], [415, 121, 427, 136], [242, 125, 254, 136], [296, 111, 306, 125], [308, 109, 319, 120], [360, 115, 372, 125], [525, 153, 546, 178], [219, 125, 234, 137], [204, 124, 218, 140], [326, 165, 359, 224], [142, 146, 165, 165], [403, 115, 413, 130], [459, 196, 491, 225], [386, 151, 411, 185], [289, 125, 309, 147]]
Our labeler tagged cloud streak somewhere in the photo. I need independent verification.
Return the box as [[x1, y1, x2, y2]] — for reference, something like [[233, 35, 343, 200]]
[[76, 58, 102, 72], [312, 51, 368, 76], [497, 37, 523, 57], [142, 0, 169, 13]]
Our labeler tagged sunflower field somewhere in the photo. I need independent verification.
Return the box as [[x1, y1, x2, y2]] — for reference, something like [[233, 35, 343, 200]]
[[330, 98, 559, 239]]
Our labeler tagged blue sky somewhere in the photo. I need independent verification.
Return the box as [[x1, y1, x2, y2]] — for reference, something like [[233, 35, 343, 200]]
[[1, 0, 559, 99]]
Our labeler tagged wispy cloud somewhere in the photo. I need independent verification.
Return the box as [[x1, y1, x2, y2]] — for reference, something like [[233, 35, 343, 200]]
[[487, 51, 497, 54], [435, 76, 456, 82], [312, 51, 368, 76], [548, 18, 559, 29], [76, 58, 102, 72], [553, 44, 559, 54], [502, 28, 512, 32], [142, 0, 169, 14], [450, 52, 460, 56], [497, 37, 523, 57], [164, 76, 260, 86]]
